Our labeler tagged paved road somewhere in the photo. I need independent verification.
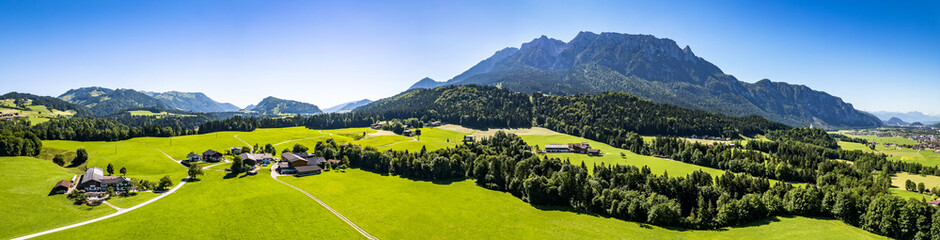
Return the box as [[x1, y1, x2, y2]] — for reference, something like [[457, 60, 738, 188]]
[[13, 145, 191, 240], [269, 165, 378, 240]]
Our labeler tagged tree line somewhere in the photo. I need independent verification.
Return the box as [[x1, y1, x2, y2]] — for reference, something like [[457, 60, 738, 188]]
[[0, 120, 41, 156]]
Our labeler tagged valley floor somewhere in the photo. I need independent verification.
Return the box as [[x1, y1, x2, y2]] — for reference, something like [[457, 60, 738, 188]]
[[2, 126, 892, 239]]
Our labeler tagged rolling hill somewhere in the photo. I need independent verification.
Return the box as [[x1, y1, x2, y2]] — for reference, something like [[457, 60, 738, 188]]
[[59, 87, 168, 116], [409, 31, 882, 128], [249, 96, 322, 115]]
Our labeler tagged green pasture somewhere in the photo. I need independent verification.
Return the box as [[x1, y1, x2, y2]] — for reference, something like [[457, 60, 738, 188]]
[[281, 169, 883, 239], [42, 140, 186, 182], [37, 168, 361, 239], [521, 134, 726, 177], [0, 157, 114, 239]]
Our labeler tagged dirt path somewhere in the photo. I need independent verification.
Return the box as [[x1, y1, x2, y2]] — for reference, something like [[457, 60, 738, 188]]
[[101, 201, 123, 211], [233, 134, 253, 153], [13, 145, 191, 240], [269, 165, 378, 240]]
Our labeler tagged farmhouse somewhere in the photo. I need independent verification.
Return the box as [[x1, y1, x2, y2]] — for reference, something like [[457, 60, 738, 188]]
[[187, 152, 202, 162], [52, 180, 71, 194], [929, 199, 940, 207], [78, 167, 132, 192], [240, 153, 274, 166], [230, 147, 242, 155], [277, 152, 323, 176], [203, 149, 224, 162], [403, 129, 414, 137], [543, 142, 601, 155], [544, 144, 570, 153], [464, 135, 475, 142]]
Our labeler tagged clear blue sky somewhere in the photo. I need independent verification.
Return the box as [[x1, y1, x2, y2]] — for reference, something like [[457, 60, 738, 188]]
[[1, 0, 938, 114]]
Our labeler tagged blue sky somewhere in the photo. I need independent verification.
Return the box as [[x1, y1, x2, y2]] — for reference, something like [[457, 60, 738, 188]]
[[0, 0, 938, 114]]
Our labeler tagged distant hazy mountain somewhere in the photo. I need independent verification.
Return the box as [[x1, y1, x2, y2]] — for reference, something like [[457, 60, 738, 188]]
[[322, 99, 372, 113], [884, 117, 910, 126], [243, 104, 256, 111], [59, 87, 168, 115], [151, 91, 241, 112], [408, 77, 445, 90], [250, 96, 322, 115], [410, 31, 882, 128], [869, 111, 940, 124], [218, 103, 241, 112]]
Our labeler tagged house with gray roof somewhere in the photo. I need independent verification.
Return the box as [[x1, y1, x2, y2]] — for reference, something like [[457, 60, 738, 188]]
[[78, 167, 132, 192]]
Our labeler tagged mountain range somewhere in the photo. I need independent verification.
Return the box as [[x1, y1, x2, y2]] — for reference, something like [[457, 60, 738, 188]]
[[409, 31, 882, 128], [869, 111, 940, 125], [322, 99, 372, 113], [58, 87, 242, 115]]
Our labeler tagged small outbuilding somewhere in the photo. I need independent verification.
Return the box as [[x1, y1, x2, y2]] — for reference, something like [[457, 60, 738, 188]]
[[52, 180, 71, 194], [464, 135, 475, 142]]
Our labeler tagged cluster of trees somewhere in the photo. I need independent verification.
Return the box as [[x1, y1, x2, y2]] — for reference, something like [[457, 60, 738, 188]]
[[380, 118, 424, 134], [304, 132, 940, 239], [765, 128, 839, 149], [533, 91, 790, 140], [829, 133, 870, 144], [0, 120, 41, 156], [29, 118, 196, 141]]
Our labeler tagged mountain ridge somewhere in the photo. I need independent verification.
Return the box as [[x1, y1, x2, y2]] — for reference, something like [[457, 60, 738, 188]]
[[410, 31, 882, 128]]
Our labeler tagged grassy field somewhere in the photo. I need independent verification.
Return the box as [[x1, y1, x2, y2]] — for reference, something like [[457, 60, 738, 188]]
[[0, 99, 76, 125], [12, 126, 888, 239], [281, 169, 884, 240], [37, 168, 362, 239], [126, 110, 195, 117], [839, 141, 940, 167], [520, 134, 727, 177], [850, 135, 920, 145], [892, 172, 940, 191], [42, 140, 187, 182], [0, 157, 115, 239]]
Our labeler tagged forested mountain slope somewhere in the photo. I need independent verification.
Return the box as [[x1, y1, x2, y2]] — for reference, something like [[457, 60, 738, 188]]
[[249, 96, 322, 115], [356, 85, 789, 137], [59, 87, 168, 116]]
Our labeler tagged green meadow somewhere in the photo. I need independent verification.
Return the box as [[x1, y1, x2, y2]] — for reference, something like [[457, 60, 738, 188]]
[[520, 134, 727, 177], [5, 126, 892, 239], [0, 157, 114, 239], [850, 134, 919, 145], [839, 141, 940, 167], [42, 140, 187, 182], [282, 169, 884, 240], [37, 168, 362, 239]]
